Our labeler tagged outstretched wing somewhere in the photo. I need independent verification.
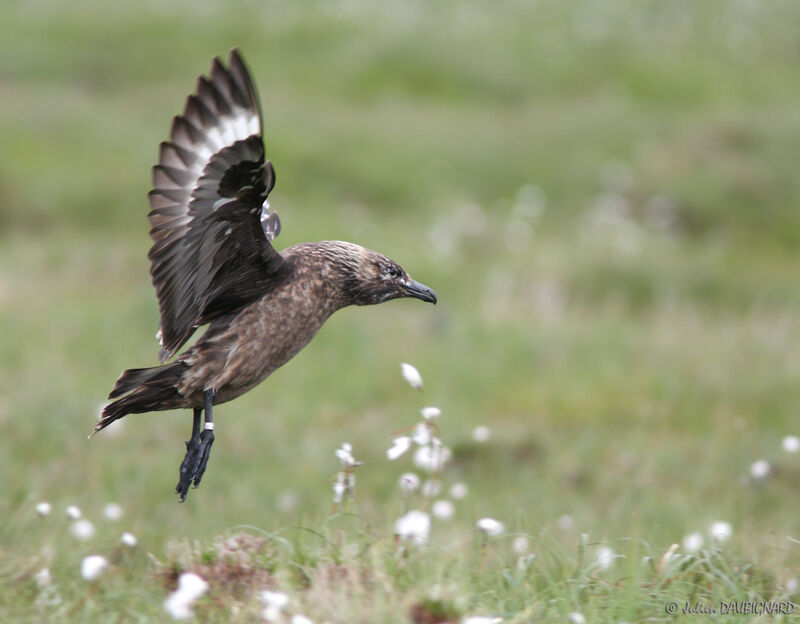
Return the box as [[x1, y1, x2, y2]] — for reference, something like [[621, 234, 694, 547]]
[[147, 48, 287, 362]]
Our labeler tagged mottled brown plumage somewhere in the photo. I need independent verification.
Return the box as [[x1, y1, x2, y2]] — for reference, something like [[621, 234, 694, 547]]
[[93, 50, 436, 500]]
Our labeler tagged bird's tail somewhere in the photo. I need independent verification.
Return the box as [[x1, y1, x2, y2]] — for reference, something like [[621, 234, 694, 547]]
[[91, 362, 186, 437]]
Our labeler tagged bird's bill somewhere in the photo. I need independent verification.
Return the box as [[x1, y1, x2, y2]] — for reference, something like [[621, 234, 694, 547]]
[[403, 280, 437, 304]]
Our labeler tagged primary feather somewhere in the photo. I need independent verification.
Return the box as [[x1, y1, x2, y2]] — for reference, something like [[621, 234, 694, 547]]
[[148, 49, 284, 361]]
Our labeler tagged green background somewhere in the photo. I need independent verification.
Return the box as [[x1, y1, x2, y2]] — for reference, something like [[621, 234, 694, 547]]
[[2, 1, 799, 621]]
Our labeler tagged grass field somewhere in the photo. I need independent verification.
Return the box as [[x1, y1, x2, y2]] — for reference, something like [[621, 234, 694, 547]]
[[2, 0, 800, 621]]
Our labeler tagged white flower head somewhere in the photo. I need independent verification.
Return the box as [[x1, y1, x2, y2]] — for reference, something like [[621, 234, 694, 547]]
[[36, 502, 52, 517], [462, 618, 502, 624], [177, 573, 208, 602], [164, 594, 194, 620], [477, 517, 505, 537], [512, 536, 529, 554], [65, 505, 82, 520], [413, 444, 451, 473], [412, 423, 432, 446], [260, 590, 289, 610], [70, 519, 95, 541], [121, 532, 138, 547], [750, 459, 771, 481], [709, 521, 733, 544], [786, 577, 799, 593], [395, 510, 431, 544], [682, 532, 704, 553], [80, 555, 108, 581], [557, 514, 574, 531], [335, 445, 355, 467], [104, 503, 123, 521], [164, 573, 208, 619], [472, 425, 491, 442], [332, 473, 348, 504], [291, 616, 314, 624], [567, 613, 587, 624], [432, 499, 454, 520], [399, 472, 420, 494], [595, 546, 615, 570], [783, 436, 800, 453], [450, 482, 468, 499], [387, 436, 411, 460], [420, 406, 441, 420], [401, 363, 423, 390]]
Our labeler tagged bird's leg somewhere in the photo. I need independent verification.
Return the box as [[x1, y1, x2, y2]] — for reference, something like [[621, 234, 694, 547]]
[[176, 407, 202, 501], [175, 390, 215, 501], [191, 389, 216, 489]]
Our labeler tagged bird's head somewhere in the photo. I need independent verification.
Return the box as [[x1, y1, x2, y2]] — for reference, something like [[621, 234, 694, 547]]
[[330, 243, 437, 307]]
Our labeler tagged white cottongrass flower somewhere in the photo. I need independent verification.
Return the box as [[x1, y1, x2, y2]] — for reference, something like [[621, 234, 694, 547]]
[[462, 618, 502, 624], [472, 425, 491, 442], [432, 499, 454, 520], [450, 482, 468, 499], [413, 443, 451, 473], [104, 503, 123, 520], [595, 546, 615, 570], [121, 532, 138, 547], [750, 459, 771, 480], [34, 567, 51, 588], [783, 436, 800, 453], [332, 472, 356, 504], [65, 505, 82, 520], [395, 510, 431, 544], [709, 521, 733, 544], [387, 436, 411, 460], [291, 616, 314, 624], [177, 573, 208, 600], [412, 423, 432, 446], [335, 443, 356, 467], [477, 517, 505, 537], [786, 577, 799, 592], [70, 519, 95, 541], [36, 502, 52, 517], [332, 443, 360, 505], [164, 596, 194, 621], [260, 590, 290, 609], [567, 613, 587, 624], [512, 536, 529, 554], [260, 589, 289, 621], [80, 555, 108, 581], [682, 532, 704, 553], [420, 406, 441, 420], [164, 573, 209, 620], [399, 472, 420, 494], [557, 514, 574, 531], [401, 362, 423, 390]]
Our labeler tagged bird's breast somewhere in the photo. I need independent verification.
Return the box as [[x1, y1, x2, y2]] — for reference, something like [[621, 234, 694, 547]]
[[204, 279, 340, 403]]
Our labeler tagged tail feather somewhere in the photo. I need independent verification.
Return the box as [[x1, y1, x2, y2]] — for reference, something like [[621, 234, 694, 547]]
[[92, 362, 186, 436]]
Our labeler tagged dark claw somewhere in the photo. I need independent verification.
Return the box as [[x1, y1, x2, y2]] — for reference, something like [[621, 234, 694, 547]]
[[176, 437, 200, 501], [191, 429, 215, 488], [176, 431, 213, 501]]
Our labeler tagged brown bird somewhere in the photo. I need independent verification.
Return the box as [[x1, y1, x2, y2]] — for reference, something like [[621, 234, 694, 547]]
[[92, 49, 437, 501]]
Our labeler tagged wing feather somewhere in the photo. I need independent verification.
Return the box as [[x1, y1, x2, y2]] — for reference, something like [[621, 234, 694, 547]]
[[146, 49, 286, 361]]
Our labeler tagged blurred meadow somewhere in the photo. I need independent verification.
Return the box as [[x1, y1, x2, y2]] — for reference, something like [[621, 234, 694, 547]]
[[2, 0, 800, 621]]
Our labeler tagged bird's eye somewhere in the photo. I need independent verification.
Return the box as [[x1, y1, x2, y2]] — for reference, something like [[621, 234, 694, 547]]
[[387, 266, 402, 278]]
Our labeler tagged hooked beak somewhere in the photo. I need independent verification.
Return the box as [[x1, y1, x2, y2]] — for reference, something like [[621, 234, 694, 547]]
[[403, 279, 437, 304]]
